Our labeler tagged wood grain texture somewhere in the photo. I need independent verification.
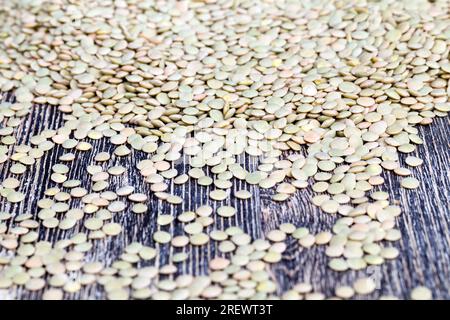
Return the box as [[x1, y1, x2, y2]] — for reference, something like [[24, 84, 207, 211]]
[[0, 91, 449, 300]]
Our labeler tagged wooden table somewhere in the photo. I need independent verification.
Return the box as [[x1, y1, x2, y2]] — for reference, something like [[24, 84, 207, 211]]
[[1, 91, 449, 300]]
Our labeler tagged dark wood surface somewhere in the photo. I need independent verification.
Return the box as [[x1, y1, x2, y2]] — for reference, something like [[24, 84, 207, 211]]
[[0, 91, 449, 300]]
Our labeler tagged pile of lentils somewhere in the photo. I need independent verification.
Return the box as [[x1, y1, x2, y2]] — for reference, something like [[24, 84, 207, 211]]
[[0, 0, 448, 300]]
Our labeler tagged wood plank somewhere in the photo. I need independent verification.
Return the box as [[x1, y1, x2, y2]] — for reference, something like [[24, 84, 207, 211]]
[[262, 116, 450, 299], [0, 91, 449, 299]]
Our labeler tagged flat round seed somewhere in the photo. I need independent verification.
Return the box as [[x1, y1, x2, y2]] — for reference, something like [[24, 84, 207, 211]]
[[320, 200, 339, 214], [380, 247, 399, 259], [339, 82, 359, 93], [210, 190, 227, 201], [178, 211, 196, 223], [84, 218, 103, 231], [190, 233, 209, 246], [171, 236, 189, 248], [329, 258, 348, 272], [69, 187, 86, 199], [267, 230, 286, 242], [272, 193, 289, 201], [108, 201, 126, 212], [401, 177, 420, 189], [59, 218, 77, 230], [335, 286, 355, 299], [139, 247, 157, 260], [279, 223, 296, 234], [198, 176, 213, 186], [410, 286, 432, 300], [353, 277, 376, 295], [315, 231, 332, 245], [398, 144, 416, 153], [174, 174, 189, 184], [394, 167, 411, 176], [263, 251, 282, 263], [156, 215, 174, 227], [245, 172, 263, 185], [167, 195, 183, 204], [95, 152, 110, 162], [357, 97, 375, 107], [292, 283, 312, 294], [25, 278, 46, 291], [210, 230, 228, 241], [235, 190, 252, 199], [217, 206, 236, 218], [2, 178, 20, 189], [196, 205, 213, 217], [9, 163, 27, 174], [405, 156, 423, 167], [298, 234, 315, 248], [116, 186, 134, 196], [128, 193, 147, 202], [292, 228, 309, 239], [6, 191, 25, 203], [184, 222, 203, 234], [51, 173, 67, 183], [153, 231, 171, 244], [108, 166, 126, 175], [103, 223, 122, 236], [42, 289, 64, 300]]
